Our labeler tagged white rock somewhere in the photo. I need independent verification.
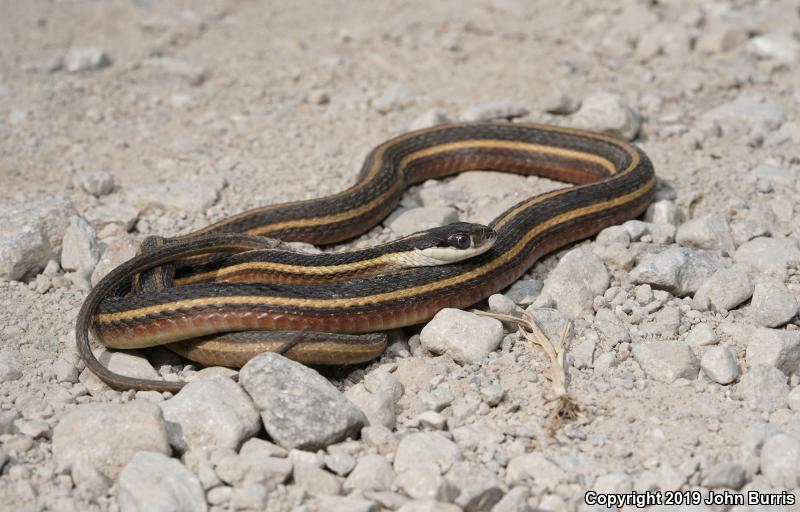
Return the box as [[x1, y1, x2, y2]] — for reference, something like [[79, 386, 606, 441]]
[[734, 237, 800, 275], [744, 328, 800, 376], [372, 84, 414, 113], [644, 201, 684, 226], [52, 401, 170, 479], [703, 95, 785, 130], [749, 277, 798, 327], [702, 462, 746, 490], [739, 366, 788, 412], [748, 32, 800, 65], [759, 433, 800, 488], [313, 496, 379, 512], [685, 324, 718, 347], [214, 453, 292, 486], [0, 197, 76, 280], [675, 213, 735, 255], [632, 341, 699, 383], [408, 110, 450, 131], [159, 375, 260, 453], [145, 57, 208, 86], [84, 203, 140, 232], [125, 175, 226, 213], [460, 100, 529, 122], [445, 461, 504, 511], [66, 47, 111, 72], [506, 453, 565, 489], [395, 463, 456, 502], [385, 207, 458, 237], [60, 216, 101, 275], [229, 483, 267, 510], [293, 461, 342, 495], [419, 309, 504, 364], [325, 453, 356, 476], [0, 351, 23, 383], [344, 383, 397, 429], [631, 247, 726, 297], [75, 171, 114, 196], [593, 472, 633, 493], [504, 279, 542, 306], [394, 432, 462, 473], [343, 454, 395, 492], [488, 293, 522, 317], [91, 234, 139, 285], [118, 452, 206, 512], [95, 349, 159, 380], [239, 353, 366, 450], [490, 487, 531, 512], [787, 386, 800, 411], [570, 92, 641, 140], [692, 268, 753, 311], [541, 93, 581, 115], [701, 346, 739, 385], [533, 248, 609, 319]]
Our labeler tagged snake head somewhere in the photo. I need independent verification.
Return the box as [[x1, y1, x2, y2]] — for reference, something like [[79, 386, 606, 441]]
[[394, 222, 497, 265]]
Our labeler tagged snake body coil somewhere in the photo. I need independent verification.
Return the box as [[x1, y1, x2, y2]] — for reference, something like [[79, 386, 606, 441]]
[[78, 122, 655, 391]]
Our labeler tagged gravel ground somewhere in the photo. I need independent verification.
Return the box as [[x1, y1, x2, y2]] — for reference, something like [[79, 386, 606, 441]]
[[1, 1, 800, 511]]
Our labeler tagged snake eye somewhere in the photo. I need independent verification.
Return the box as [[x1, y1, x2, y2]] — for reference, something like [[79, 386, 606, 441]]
[[451, 234, 471, 250]]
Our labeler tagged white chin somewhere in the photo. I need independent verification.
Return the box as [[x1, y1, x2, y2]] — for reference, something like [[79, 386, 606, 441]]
[[415, 245, 491, 265]]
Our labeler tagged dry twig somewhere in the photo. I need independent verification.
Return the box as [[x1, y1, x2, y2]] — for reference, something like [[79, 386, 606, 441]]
[[473, 309, 580, 430]]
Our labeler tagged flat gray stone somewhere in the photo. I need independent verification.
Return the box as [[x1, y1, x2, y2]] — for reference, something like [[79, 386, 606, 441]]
[[632, 341, 699, 383], [159, 375, 260, 453], [118, 452, 206, 512], [419, 309, 504, 364], [759, 433, 800, 488], [312, 496, 379, 512], [460, 100, 529, 122], [60, 216, 101, 276], [66, 47, 111, 72], [52, 401, 170, 480], [631, 247, 726, 297], [0, 197, 76, 280], [533, 248, 609, 319], [293, 461, 342, 496], [343, 454, 395, 492], [395, 463, 456, 502], [745, 328, 800, 376], [734, 237, 800, 274], [700, 346, 739, 385], [749, 276, 798, 327], [215, 453, 292, 486], [570, 92, 641, 140], [644, 201, 684, 226], [506, 453, 566, 489], [239, 353, 367, 450], [91, 234, 139, 285], [686, 324, 718, 347], [693, 268, 753, 311], [505, 279, 542, 305], [445, 461, 504, 511], [739, 365, 788, 412], [675, 213, 735, 255], [0, 351, 23, 383], [344, 383, 397, 430], [702, 95, 785, 130], [394, 432, 462, 473], [124, 175, 226, 213], [75, 170, 114, 196], [702, 462, 746, 490]]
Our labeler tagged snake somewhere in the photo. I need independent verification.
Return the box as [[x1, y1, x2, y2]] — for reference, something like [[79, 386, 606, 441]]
[[76, 122, 655, 392]]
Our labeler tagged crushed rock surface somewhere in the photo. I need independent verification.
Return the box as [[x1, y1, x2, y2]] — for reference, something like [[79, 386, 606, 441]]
[[1, 0, 800, 511]]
